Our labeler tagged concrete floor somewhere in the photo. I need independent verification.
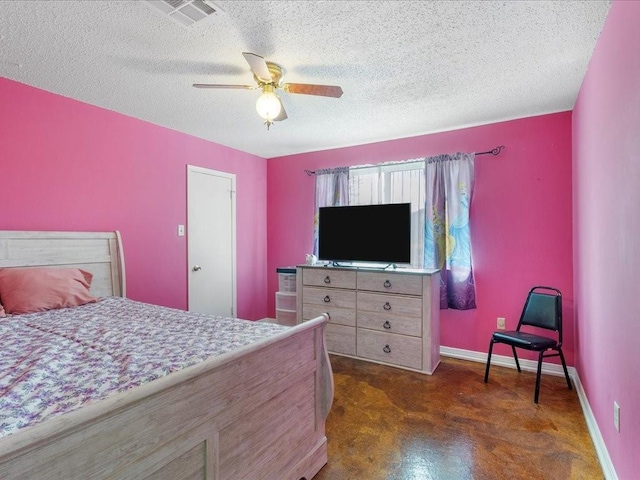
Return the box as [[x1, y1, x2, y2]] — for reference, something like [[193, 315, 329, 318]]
[[314, 355, 603, 480]]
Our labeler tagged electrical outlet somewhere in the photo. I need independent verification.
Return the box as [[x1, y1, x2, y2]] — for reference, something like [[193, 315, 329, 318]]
[[614, 401, 620, 432], [497, 317, 506, 330]]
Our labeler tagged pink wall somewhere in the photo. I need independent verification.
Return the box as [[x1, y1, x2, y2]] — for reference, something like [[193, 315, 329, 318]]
[[573, 1, 640, 477], [0, 78, 269, 320], [267, 112, 574, 362]]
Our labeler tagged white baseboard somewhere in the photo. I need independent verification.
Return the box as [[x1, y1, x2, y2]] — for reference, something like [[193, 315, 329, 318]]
[[440, 345, 573, 377], [440, 346, 617, 480], [572, 371, 618, 479]]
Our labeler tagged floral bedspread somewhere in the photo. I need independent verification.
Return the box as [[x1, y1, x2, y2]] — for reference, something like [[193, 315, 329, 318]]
[[0, 297, 288, 438]]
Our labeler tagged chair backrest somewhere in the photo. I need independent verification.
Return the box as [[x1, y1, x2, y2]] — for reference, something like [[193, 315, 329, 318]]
[[517, 286, 562, 340]]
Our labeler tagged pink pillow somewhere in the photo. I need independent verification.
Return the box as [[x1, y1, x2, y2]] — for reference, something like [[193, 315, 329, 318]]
[[0, 267, 97, 315]]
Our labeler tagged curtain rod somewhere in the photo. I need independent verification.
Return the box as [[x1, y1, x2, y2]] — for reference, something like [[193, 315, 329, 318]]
[[477, 145, 505, 156], [304, 145, 505, 176]]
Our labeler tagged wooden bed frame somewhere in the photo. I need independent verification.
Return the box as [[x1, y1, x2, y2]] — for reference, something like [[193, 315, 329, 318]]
[[0, 231, 333, 480]]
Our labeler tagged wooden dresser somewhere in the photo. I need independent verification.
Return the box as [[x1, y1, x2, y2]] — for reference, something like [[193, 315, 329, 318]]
[[296, 265, 440, 374]]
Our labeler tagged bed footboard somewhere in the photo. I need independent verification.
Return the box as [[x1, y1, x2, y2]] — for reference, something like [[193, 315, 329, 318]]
[[0, 315, 332, 480]]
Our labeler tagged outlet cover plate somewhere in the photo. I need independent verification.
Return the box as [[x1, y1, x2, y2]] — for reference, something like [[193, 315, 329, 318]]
[[614, 401, 620, 432]]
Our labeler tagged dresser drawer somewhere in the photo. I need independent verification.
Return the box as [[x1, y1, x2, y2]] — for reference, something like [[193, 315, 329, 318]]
[[303, 286, 356, 309], [303, 304, 356, 327], [326, 324, 356, 356], [357, 329, 422, 370], [357, 311, 421, 337], [303, 268, 356, 289], [357, 271, 423, 296], [357, 292, 422, 318]]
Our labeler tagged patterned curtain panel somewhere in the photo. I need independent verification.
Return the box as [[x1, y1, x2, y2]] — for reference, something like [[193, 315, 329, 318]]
[[312, 167, 350, 256], [424, 153, 476, 310]]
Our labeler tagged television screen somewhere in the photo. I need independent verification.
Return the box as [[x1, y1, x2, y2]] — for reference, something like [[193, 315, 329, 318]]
[[318, 203, 411, 264]]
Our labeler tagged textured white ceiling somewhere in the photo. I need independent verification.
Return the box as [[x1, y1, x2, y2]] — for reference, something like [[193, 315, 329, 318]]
[[0, 0, 611, 158]]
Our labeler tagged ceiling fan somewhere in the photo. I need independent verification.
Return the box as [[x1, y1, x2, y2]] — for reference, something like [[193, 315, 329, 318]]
[[193, 52, 343, 129]]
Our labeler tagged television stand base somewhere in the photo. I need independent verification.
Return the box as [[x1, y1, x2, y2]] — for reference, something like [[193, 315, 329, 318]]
[[329, 262, 398, 269]]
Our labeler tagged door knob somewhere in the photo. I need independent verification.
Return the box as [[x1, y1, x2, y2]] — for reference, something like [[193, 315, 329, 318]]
[[192, 265, 202, 272]]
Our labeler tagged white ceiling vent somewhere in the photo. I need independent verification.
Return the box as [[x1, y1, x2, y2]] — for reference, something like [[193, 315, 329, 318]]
[[146, 0, 220, 28]]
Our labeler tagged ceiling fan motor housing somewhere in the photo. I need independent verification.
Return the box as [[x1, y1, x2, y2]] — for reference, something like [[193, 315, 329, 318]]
[[254, 62, 284, 87]]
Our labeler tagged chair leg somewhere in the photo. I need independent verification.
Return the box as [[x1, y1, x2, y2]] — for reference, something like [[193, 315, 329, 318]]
[[511, 346, 521, 372], [558, 348, 572, 391], [534, 351, 544, 404], [484, 340, 495, 383]]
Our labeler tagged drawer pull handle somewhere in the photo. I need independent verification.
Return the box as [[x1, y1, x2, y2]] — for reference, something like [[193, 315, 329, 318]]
[[383, 321, 391, 329], [383, 280, 392, 288], [383, 345, 391, 353], [383, 302, 391, 311], [324, 276, 331, 284], [323, 295, 331, 303]]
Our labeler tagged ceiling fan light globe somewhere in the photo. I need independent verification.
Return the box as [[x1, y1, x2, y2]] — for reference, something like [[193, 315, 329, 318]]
[[256, 92, 282, 121]]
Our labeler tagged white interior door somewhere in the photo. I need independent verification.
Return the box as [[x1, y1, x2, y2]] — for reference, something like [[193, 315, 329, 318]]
[[187, 166, 236, 316]]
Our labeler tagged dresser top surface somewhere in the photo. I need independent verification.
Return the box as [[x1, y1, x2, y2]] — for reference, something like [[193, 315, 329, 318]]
[[297, 264, 440, 276]]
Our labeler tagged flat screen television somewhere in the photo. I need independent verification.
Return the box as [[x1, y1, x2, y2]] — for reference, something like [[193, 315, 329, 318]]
[[318, 203, 411, 265]]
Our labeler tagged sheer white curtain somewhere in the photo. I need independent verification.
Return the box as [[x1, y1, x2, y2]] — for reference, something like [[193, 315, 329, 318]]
[[349, 160, 425, 267]]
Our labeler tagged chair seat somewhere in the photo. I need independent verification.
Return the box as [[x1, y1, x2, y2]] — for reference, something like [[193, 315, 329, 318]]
[[492, 330, 558, 350]]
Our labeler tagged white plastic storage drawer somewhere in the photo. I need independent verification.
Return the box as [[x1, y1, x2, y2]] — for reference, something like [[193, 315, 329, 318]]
[[276, 292, 297, 311], [278, 273, 296, 292], [275, 308, 297, 326]]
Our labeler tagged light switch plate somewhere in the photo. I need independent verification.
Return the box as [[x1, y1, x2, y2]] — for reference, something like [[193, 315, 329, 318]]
[[178, 225, 185, 236]]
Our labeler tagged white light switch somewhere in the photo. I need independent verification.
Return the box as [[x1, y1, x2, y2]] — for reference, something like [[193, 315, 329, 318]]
[[177, 225, 185, 236]]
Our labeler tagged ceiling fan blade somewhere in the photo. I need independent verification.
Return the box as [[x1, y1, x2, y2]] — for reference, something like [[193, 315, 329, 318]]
[[242, 52, 272, 82], [274, 98, 287, 122], [283, 83, 343, 98], [192, 83, 256, 90]]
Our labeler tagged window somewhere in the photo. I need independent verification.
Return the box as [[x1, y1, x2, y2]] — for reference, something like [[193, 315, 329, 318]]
[[348, 160, 425, 267], [312, 152, 477, 310]]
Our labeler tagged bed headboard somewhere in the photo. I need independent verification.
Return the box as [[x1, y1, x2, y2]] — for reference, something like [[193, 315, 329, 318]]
[[0, 231, 126, 297]]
